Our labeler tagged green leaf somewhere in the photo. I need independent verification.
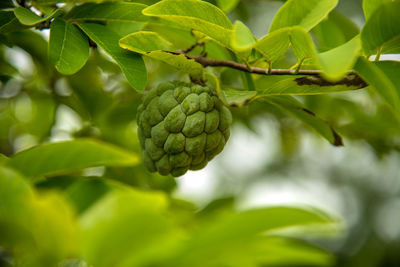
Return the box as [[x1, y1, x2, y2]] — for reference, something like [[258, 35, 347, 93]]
[[361, 1, 400, 56], [217, 0, 240, 12], [255, 27, 291, 63], [142, 23, 197, 49], [143, 0, 232, 29], [290, 26, 318, 63], [147, 51, 204, 80], [354, 57, 400, 115], [49, 19, 89, 75], [362, 0, 392, 21], [120, 31, 203, 79], [143, 0, 232, 47], [269, 0, 338, 32], [318, 36, 361, 81], [119, 31, 173, 54], [374, 61, 400, 92], [77, 22, 147, 92], [65, 2, 148, 23], [312, 10, 359, 52], [381, 35, 400, 54], [14, 7, 63, 26], [260, 96, 343, 146], [7, 139, 139, 178], [107, 21, 142, 37], [230, 20, 256, 51], [205, 72, 228, 104], [0, 11, 25, 34], [222, 89, 256, 107]]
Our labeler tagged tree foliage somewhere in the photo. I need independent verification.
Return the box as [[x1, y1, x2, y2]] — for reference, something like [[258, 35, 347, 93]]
[[0, 0, 399, 266]]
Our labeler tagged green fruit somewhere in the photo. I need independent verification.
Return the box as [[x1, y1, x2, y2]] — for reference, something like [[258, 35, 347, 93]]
[[137, 81, 232, 177]]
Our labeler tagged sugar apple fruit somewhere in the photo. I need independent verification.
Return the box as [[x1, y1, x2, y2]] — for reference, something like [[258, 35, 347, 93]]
[[137, 81, 232, 177]]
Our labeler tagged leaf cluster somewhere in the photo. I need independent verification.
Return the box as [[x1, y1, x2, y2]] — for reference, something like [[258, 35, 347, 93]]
[[1, 0, 399, 148], [0, 154, 337, 266]]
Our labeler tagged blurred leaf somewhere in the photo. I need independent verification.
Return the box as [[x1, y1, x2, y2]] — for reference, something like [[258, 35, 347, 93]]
[[230, 20, 256, 51], [65, 2, 148, 23], [59, 259, 89, 267], [49, 19, 89, 75], [0, 166, 78, 267], [80, 188, 179, 267], [66, 52, 112, 119], [8, 139, 139, 178], [354, 57, 400, 115], [119, 31, 173, 53], [77, 22, 147, 92], [0, 0, 13, 8], [0, 153, 8, 164], [105, 165, 177, 193], [0, 11, 25, 34], [362, 0, 391, 20], [33, 5, 57, 15], [361, 1, 400, 56], [197, 196, 235, 218], [216, 0, 240, 12], [260, 96, 343, 146], [14, 7, 63, 26], [65, 178, 111, 214], [0, 166, 33, 206], [6, 30, 50, 71], [168, 207, 335, 266], [225, 236, 334, 267], [143, 0, 233, 47], [17, 91, 56, 139], [0, 54, 18, 79], [269, 0, 338, 32], [312, 10, 359, 52], [255, 27, 291, 63], [35, 175, 79, 191], [318, 36, 361, 81]]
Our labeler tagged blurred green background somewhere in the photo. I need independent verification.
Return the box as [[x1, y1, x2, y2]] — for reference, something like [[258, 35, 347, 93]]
[[1, 0, 400, 266]]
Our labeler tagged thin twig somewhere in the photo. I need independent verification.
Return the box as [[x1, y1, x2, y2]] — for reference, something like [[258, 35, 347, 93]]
[[180, 41, 205, 54], [173, 51, 368, 88]]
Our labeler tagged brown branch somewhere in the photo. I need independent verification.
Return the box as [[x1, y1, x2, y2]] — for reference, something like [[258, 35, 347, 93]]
[[176, 51, 368, 89], [181, 41, 205, 54]]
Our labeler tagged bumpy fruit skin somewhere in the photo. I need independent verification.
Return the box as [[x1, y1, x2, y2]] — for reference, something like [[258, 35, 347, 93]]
[[137, 81, 232, 177]]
